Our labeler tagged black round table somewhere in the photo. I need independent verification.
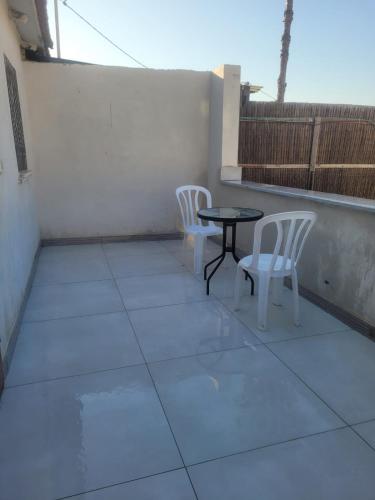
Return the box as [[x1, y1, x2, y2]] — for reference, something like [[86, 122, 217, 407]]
[[197, 207, 264, 295]]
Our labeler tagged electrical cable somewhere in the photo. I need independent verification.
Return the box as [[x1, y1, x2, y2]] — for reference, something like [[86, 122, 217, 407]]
[[61, 0, 148, 68]]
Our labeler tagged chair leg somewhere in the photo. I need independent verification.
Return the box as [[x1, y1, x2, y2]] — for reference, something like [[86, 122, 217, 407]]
[[272, 278, 283, 306], [234, 264, 244, 310], [182, 233, 188, 260], [194, 235, 204, 274], [291, 269, 300, 326], [257, 274, 271, 330]]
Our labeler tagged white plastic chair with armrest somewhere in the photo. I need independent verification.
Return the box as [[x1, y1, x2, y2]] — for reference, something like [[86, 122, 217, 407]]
[[234, 211, 317, 330], [176, 185, 222, 273]]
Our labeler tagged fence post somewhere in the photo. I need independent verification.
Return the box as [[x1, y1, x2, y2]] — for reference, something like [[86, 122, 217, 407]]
[[308, 116, 321, 190], [240, 83, 250, 115]]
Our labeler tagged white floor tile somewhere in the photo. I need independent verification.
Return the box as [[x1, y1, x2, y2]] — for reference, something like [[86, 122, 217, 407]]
[[223, 286, 348, 342], [270, 330, 375, 423], [6, 312, 143, 385], [2, 239, 372, 499], [107, 252, 185, 278], [24, 280, 124, 322], [70, 469, 196, 499], [116, 272, 210, 310], [34, 245, 111, 284], [149, 347, 342, 464], [189, 428, 375, 500], [353, 419, 375, 448], [129, 300, 259, 362], [103, 241, 168, 257], [0, 366, 182, 500], [172, 248, 235, 273], [160, 238, 220, 253]]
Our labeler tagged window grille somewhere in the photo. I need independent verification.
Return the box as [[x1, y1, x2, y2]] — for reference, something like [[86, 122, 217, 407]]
[[4, 55, 28, 172]]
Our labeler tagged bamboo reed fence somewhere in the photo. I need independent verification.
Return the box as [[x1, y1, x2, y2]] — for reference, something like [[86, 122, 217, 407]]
[[239, 100, 375, 199]]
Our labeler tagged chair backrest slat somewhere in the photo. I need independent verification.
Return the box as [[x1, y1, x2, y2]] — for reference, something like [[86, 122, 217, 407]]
[[290, 219, 308, 264], [251, 211, 317, 273], [187, 190, 194, 226], [281, 218, 296, 270], [176, 185, 213, 231], [269, 220, 284, 271]]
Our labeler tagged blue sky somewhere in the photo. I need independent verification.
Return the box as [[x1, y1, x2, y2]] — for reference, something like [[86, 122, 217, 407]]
[[47, 0, 375, 105]]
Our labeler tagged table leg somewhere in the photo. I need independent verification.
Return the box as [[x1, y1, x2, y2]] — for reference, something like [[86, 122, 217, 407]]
[[204, 222, 255, 296], [230, 223, 255, 296], [205, 223, 227, 295], [204, 253, 222, 280]]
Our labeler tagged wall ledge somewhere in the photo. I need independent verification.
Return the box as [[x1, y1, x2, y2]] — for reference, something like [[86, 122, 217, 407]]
[[221, 165, 242, 181], [221, 180, 375, 214]]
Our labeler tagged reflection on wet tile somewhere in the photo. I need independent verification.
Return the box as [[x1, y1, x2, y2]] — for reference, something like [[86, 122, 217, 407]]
[[0, 366, 182, 500], [160, 238, 220, 253], [149, 347, 342, 464], [116, 272, 210, 310], [130, 300, 259, 362], [2, 239, 371, 500], [223, 286, 348, 341], [172, 248, 235, 273], [195, 266, 253, 299]]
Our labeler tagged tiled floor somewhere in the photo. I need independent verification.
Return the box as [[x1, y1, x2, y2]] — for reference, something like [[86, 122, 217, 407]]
[[1, 239, 375, 499]]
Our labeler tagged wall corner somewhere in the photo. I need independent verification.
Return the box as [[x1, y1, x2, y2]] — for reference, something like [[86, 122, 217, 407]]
[[208, 64, 241, 191]]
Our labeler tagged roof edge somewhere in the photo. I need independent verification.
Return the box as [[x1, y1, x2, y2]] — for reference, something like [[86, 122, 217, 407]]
[[34, 0, 53, 51]]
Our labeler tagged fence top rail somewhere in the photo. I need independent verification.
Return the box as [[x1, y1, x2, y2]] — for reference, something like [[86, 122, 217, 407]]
[[240, 116, 375, 126], [239, 163, 375, 169], [242, 101, 375, 120], [240, 116, 313, 123]]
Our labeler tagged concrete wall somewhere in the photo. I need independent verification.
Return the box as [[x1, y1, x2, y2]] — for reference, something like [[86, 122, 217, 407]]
[[24, 62, 211, 238], [0, 2, 40, 357], [208, 66, 375, 328], [213, 183, 375, 327]]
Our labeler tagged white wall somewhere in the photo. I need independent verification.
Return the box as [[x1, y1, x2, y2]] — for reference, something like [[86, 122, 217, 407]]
[[24, 62, 211, 238], [212, 183, 375, 327], [208, 65, 241, 185], [0, 2, 40, 357]]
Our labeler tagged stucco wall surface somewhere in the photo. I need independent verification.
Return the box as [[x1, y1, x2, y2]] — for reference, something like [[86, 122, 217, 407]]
[[24, 62, 211, 238], [0, 2, 39, 356], [213, 183, 375, 327]]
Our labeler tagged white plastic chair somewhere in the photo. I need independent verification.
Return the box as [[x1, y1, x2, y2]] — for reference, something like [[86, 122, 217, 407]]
[[176, 185, 222, 273], [234, 211, 317, 330]]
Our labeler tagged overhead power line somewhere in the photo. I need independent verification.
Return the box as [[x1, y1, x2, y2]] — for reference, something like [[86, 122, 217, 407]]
[[259, 88, 277, 101], [61, 0, 148, 68], [60, 1, 277, 97]]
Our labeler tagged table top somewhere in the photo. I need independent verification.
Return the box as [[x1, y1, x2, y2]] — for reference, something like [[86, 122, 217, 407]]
[[198, 207, 264, 223]]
